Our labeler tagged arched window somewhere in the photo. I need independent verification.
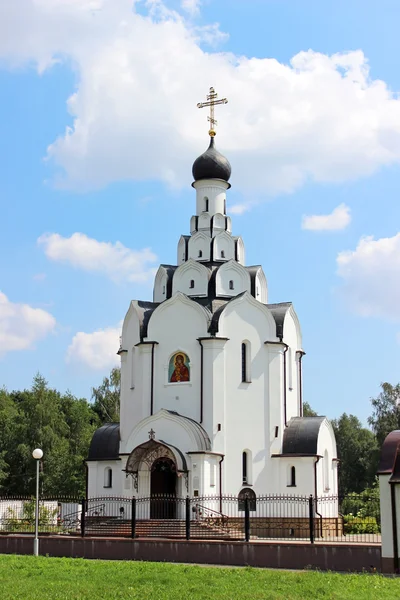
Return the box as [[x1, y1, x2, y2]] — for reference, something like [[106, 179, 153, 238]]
[[229, 280, 234, 290], [198, 250, 203, 258], [224, 198, 226, 214], [238, 488, 256, 512], [290, 466, 296, 487], [104, 467, 112, 488], [162, 285, 166, 294], [242, 451, 248, 484], [324, 450, 330, 491], [190, 279, 195, 289], [241, 342, 250, 383], [221, 250, 225, 258], [204, 197, 209, 212]]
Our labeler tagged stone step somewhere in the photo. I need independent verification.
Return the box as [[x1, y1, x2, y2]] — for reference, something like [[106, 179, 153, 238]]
[[84, 518, 243, 539]]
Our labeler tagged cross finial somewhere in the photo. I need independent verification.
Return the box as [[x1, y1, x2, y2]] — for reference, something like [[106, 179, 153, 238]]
[[197, 86, 228, 137], [148, 428, 156, 440]]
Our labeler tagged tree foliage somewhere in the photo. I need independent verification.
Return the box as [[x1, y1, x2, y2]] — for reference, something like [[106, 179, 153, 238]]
[[0, 374, 100, 496], [91, 367, 120, 424], [331, 413, 378, 494], [303, 401, 317, 417], [368, 382, 400, 447]]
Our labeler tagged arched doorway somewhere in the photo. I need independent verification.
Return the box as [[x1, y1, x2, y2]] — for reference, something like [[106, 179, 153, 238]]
[[150, 457, 177, 519]]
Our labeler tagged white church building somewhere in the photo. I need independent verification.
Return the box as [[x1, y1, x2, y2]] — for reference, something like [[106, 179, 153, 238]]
[[86, 96, 338, 511]]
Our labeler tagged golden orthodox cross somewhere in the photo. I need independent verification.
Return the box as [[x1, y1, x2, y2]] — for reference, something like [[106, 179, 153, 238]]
[[197, 86, 228, 137]]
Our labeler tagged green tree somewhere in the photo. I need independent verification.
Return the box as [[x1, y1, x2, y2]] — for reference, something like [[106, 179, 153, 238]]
[[0, 374, 99, 497], [303, 401, 317, 417], [331, 413, 378, 494], [0, 387, 18, 489], [368, 382, 400, 447], [91, 367, 121, 424]]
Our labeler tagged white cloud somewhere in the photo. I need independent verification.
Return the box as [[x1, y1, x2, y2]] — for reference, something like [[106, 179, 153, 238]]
[[181, 0, 201, 16], [2, 2, 400, 198], [0, 292, 56, 356], [337, 232, 400, 319], [66, 325, 121, 370], [38, 232, 157, 282], [302, 203, 351, 231], [230, 204, 250, 215]]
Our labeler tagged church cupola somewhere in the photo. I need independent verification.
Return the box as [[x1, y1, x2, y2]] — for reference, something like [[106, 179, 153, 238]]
[[192, 136, 231, 184]]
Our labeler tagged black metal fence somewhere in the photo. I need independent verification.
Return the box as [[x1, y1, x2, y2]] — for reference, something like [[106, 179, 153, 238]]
[[0, 493, 381, 544]]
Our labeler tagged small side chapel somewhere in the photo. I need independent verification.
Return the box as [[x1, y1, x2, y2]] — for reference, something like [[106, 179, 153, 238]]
[[86, 88, 338, 505]]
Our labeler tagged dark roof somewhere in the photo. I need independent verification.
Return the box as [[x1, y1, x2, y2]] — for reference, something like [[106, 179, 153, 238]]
[[246, 265, 262, 297], [282, 417, 325, 455], [377, 430, 400, 476], [87, 423, 120, 461], [266, 302, 292, 339], [192, 136, 231, 183], [159, 264, 177, 299], [130, 300, 160, 340]]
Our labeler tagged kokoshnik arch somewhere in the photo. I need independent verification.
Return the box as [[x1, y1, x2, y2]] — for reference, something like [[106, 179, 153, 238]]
[[86, 88, 338, 513]]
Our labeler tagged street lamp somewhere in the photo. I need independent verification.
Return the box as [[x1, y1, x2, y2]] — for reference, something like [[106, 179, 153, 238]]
[[32, 448, 43, 556]]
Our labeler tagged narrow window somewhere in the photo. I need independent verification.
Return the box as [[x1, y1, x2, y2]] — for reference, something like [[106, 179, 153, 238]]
[[221, 250, 225, 258], [162, 284, 166, 294], [229, 280, 234, 290], [190, 279, 195, 289], [104, 467, 112, 488], [242, 451, 248, 484], [224, 198, 226, 214], [210, 463, 216, 487], [204, 197, 209, 212], [324, 450, 330, 491], [290, 466, 296, 487], [130, 347, 135, 389], [241, 343, 247, 382], [198, 250, 203, 258]]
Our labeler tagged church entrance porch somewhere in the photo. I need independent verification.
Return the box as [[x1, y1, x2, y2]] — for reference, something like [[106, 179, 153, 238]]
[[150, 457, 177, 519], [124, 435, 189, 519]]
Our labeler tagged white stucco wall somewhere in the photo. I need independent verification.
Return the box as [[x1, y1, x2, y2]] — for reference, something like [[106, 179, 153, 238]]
[[215, 261, 251, 298], [172, 260, 209, 297], [193, 179, 229, 217]]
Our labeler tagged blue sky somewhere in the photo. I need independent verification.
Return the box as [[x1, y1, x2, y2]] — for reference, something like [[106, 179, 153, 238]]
[[1, 0, 400, 425]]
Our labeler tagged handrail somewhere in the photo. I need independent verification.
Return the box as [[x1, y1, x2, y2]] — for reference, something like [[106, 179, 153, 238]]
[[62, 503, 106, 528], [194, 503, 229, 527]]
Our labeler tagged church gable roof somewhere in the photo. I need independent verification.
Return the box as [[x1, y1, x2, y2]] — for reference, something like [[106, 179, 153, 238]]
[[131, 300, 160, 340], [159, 264, 177, 298], [265, 302, 292, 339], [164, 410, 211, 451], [281, 417, 325, 455], [87, 423, 120, 461]]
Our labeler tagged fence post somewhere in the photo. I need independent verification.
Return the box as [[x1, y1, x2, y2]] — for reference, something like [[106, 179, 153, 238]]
[[244, 496, 250, 542], [308, 495, 314, 544], [185, 496, 191, 541], [81, 498, 86, 538], [131, 496, 136, 539]]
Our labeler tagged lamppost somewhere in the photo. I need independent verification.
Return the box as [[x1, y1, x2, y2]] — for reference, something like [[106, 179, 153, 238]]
[[32, 448, 43, 556]]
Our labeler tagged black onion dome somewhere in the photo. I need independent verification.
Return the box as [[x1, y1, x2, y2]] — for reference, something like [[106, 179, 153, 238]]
[[192, 136, 231, 182]]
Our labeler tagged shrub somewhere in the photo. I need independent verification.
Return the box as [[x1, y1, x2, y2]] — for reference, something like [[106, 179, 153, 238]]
[[343, 513, 379, 534], [3, 500, 57, 532]]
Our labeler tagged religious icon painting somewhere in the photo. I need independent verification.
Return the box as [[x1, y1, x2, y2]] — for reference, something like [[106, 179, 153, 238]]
[[169, 352, 190, 383]]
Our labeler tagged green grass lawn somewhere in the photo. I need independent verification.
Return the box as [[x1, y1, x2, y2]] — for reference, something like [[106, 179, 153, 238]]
[[0, 555, 398, 600]]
